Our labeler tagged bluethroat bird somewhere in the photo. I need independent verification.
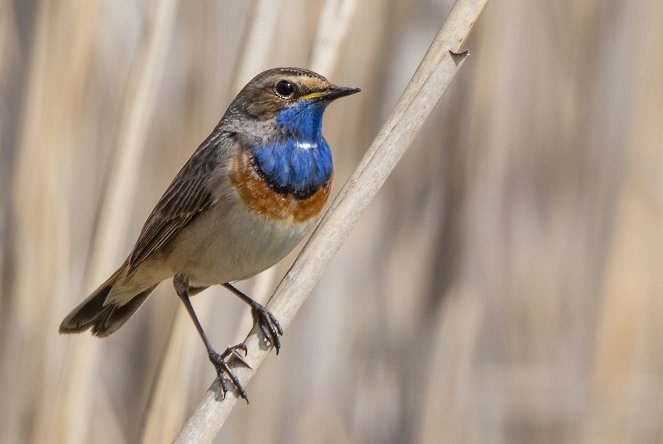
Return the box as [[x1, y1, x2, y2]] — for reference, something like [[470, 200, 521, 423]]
[[60, 67, 360, 401]]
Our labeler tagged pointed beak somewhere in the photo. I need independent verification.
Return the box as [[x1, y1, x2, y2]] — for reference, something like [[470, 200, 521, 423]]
[[301, 85, 361, 102], [323, 85, 361, 101]]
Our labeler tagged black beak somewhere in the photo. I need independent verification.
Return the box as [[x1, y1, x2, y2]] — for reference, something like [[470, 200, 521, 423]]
[[323, 85, 361, 101]]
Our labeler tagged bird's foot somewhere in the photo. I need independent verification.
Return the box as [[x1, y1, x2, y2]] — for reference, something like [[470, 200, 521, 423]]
[[209, 343, 250, 402], [250, 302, 284, 354]]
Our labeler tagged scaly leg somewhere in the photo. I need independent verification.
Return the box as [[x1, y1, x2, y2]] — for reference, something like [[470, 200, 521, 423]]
[[174, 274, 250, 402]]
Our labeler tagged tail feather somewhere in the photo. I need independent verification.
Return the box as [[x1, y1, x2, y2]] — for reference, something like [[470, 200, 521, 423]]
[[59, 270, 157, 337]]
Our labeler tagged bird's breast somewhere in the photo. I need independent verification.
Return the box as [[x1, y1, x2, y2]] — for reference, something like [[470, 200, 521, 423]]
[[229, 151, 332, 223]]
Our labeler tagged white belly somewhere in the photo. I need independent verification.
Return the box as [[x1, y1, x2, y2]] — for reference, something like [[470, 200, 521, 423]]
[[164, 197, 318, 287]]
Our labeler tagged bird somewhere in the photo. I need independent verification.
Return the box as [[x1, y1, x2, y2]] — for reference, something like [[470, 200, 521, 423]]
[[59, 67, 360, 401]]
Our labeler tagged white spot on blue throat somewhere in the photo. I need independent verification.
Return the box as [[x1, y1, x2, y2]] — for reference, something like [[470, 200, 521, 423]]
[[296, 142, 317, 150]]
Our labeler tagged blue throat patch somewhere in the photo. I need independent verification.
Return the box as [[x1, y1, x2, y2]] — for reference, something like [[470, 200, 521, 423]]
[[252, 100, 333, 199]]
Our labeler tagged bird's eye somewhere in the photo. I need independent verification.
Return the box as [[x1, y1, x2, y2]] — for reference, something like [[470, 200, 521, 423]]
[[274, 80, 295, 98]]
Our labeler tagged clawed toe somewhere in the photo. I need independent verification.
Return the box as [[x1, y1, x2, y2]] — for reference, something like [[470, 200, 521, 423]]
[[251, 303, 284, 354], [228, 343, 251, 368], [209, 345, 252, 403], [222, 284, 284, 354]]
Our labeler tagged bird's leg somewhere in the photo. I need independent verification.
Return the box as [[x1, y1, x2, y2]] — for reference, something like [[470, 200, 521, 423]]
[[174, 274, 250, 402], [223, 283, 284, 354]]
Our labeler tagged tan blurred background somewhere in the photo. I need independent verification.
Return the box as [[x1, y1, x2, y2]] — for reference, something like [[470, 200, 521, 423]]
[[2, 0, 663, 443]]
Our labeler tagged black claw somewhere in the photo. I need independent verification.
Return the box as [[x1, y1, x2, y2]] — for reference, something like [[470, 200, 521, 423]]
[[218, 370, 229, 396], [251, 303, 283, 354], [258, 320, 272, 344], [208, 346, 250, 403], [229, 343, 251, 369], [229, 342, 248, 357], [222, 284, 284, 355]]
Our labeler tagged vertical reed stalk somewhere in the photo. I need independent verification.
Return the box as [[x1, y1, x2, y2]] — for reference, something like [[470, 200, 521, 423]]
[[51, 1, 179, 442]]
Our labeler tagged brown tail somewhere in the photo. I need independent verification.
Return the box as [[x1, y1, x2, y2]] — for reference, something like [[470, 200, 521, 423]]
[[59, 269, 157, 337]]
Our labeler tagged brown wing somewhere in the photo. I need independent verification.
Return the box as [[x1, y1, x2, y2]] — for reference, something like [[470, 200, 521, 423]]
[[128, 130, 231, 272]]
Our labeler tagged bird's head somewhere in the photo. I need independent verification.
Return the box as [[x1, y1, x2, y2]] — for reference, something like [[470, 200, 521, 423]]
[[227, 67, 360, 141]]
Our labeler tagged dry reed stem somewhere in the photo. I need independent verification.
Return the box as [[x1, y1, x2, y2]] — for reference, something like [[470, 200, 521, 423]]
[[141, 307, 199, 444], [11, 1, 106, 442], [174, 0, 487, 442], [309, 0, 358, 74], [10, 1, 71, 442], [231, 0, 284, 91], [52, 1, 180, 442]]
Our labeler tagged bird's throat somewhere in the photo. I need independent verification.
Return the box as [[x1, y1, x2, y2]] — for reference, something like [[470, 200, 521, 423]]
[[251, 139, 333, 199], [251, 101, 333, 199]]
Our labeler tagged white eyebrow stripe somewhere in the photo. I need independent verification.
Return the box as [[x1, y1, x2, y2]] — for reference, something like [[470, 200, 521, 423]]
[[296, 142, 317, 149]]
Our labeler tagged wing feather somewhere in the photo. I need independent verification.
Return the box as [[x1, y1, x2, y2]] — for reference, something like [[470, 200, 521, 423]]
[[128, 130, 233, 271]]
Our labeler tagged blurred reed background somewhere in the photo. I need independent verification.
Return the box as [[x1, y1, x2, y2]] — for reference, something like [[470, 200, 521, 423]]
[[1, 0, 662, 443]]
